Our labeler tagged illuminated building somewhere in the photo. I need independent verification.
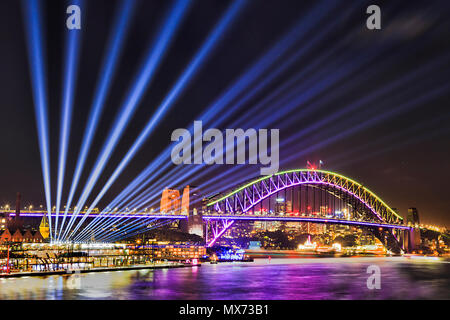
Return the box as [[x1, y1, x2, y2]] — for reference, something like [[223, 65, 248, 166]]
[[286, 201, 292, 213], [151, 243, 206, 260], [39, 215, 50, 239], [284, 222, 301, 232], [274, 198, 285, 213], [0, 229, 11, 242], [229, 221, 254, 238], [0, 228, 44, 243], [160, 188, 181, 214], [320, 205, 328, 215], [299, 222, 323, 235], [181, 185, 190, 214], [359, 230, 376, 245]]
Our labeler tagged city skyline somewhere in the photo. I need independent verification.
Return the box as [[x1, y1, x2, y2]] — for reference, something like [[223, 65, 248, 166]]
[[0, 0, 449, 232], [1, 0, 450, 304]]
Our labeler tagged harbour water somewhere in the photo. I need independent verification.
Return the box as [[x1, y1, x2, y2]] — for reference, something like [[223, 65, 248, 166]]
[[0, 257, 449, 300]]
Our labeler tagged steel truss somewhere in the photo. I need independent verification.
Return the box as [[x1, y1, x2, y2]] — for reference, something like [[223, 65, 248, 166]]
[[205, 169, 405, 248]]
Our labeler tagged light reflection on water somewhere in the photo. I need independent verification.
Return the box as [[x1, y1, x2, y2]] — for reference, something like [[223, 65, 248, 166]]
[[0, 257, 449, 300]]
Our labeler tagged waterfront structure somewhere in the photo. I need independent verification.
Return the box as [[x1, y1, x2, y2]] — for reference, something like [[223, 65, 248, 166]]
[[0, 242, 205, 273], [39, 215, 50, 239], [0, 170, 434, 254], [0, 228, 44, 243], [0, 196, 46, 243], [204, 169, 412, 253], [160, 188, 181, 214], [150, 243, 206, 260], [0, 229, 11, 242]]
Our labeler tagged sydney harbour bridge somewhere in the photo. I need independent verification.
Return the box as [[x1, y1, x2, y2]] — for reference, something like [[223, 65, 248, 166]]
[[2, 169, 419, 255]]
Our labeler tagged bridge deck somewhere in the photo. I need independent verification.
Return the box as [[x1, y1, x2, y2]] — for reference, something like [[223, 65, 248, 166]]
[[2, 211, 410, 230]]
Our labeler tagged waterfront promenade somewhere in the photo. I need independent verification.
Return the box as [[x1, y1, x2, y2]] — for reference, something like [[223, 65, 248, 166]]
[[0, 261, 194, 279]]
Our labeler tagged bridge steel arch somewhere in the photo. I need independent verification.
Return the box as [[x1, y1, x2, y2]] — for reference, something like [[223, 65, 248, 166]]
[[205, 169, 407, 250]]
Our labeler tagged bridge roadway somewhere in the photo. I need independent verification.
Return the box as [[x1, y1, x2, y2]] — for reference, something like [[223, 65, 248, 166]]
[[3, 210, 411, 230]]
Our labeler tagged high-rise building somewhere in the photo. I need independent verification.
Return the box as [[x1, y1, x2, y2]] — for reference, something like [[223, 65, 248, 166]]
[[274, 198, 285, 213], [286, 201, 292, 213]]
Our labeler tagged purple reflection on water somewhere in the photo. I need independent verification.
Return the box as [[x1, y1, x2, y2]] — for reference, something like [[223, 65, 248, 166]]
[[0, 257, 449, 300], [126, 258, 449, 300]]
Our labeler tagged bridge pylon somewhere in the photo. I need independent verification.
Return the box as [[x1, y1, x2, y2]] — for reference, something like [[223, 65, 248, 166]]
[[404, 228, 421, 253], [179, 186, 204, 238]]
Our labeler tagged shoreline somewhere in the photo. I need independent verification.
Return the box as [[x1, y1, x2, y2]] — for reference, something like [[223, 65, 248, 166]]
[[0, 263, 197, 279]]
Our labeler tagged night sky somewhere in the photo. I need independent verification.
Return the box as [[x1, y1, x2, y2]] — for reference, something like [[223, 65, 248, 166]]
[[0, 0, 450, 227]]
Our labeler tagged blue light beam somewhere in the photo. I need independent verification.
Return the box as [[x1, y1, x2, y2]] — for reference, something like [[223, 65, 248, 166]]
[[61, 0, 192, 240], [55, 0, 84, 239], [58, 0, 136, 240], [22, 0, 53, 240], [75, 0, 337, 240], [70, 0, 247, 240]]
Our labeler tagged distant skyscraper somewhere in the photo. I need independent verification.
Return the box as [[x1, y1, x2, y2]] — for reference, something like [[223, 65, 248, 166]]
[[286, 201, 292, 213], [275, 198, 285, 213]]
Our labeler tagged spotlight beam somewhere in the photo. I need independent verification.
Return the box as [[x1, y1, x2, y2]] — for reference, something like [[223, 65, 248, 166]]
[[98, 217, 158, 242], [76, 0, 340, 240], [55, 0, 83, 238], [58, 0, 136, 240], [96, 4, 450, 240], [61, 0, 191, 240], [332, 114, 450, 170], [107, 220, 174, 242], [22, 0, 53, 240], [102, 219, 173, 243], [172, 54, 450, 203], [71, 0, 247, 239], [118, 38, 378, 214], [84, 65, 346, 241], [200, 80, 450, 198], [74, 150, 172, 240], [153, 35, 443, 203]]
